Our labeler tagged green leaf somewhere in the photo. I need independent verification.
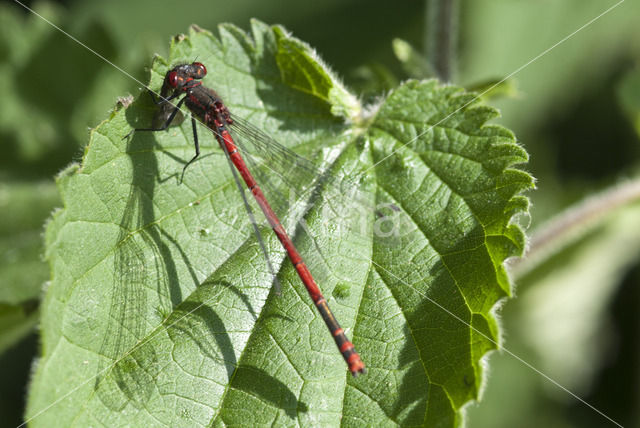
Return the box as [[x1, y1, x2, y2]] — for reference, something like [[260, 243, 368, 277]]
[[0, 180, 59, 306], [27, 21, 531, 427]]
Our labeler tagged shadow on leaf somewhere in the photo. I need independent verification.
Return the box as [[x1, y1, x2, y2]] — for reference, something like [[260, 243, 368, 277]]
[[230, 366, 308, 419]]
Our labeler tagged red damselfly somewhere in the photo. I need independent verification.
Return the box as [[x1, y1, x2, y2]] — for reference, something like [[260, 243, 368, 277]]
[[126, 62, 366, 376]]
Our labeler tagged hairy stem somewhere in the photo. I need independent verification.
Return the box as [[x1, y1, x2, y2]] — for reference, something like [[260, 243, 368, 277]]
[[510, 178, 640, 277]]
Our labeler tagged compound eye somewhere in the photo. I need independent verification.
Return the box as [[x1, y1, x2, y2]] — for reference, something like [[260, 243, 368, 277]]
[[168, 71, 179, 87], [193, 62, 207, 77]]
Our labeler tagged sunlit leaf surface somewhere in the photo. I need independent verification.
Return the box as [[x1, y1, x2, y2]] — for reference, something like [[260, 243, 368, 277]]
[[27, 21, 531, 427]]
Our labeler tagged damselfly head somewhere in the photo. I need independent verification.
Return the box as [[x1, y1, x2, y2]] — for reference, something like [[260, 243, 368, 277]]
[[164, 62, 207, 91], [166, 70, 181, 88], [191, 62, 207, 78]]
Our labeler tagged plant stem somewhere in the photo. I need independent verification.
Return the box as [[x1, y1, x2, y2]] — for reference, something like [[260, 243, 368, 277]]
[[425, 0, 459, 82], [510, 178, 640, 278]]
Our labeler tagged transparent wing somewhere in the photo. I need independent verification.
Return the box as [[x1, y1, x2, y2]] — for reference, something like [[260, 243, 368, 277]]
[[226, 114, 398, 244]]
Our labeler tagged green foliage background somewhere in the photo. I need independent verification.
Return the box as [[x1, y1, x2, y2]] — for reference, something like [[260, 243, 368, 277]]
[[1, 0, 639, 427]]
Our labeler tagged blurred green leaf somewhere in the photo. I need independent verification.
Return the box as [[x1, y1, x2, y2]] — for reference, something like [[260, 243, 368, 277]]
[[517, 202, 640, 388], [469, 180, 640, 428], [0, 180, 59, 305], [350, 62, 400, 100], [617, 66, 640, 137], [0, 2, 64, 162], [0, 303, 38, 355], [392, 38, 435, 79], [0, 179, 58, 355], [27, 22, 530, 427], [467, 77, 519, 103], [461, 1, 640, 135], [511, 180, 640, 389], [0, 2, 145, 174]]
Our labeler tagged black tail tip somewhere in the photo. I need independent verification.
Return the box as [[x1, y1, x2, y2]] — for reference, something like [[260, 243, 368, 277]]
[[350, 366, 366, 377]]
